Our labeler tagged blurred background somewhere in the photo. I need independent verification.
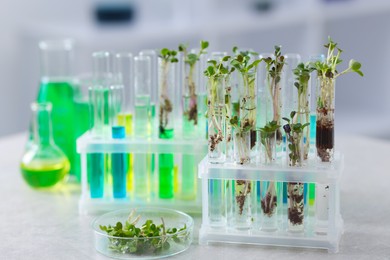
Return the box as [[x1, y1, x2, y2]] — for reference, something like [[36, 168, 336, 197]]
[[1, 0, 389, 139]]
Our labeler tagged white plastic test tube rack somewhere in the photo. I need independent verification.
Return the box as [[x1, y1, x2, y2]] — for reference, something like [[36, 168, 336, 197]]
[[77, 132, 207, 215], [198, 152, 344, 253]]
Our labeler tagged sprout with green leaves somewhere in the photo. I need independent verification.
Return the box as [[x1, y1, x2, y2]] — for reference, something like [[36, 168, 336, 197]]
[[312, 37, 363, 162], [313, 37, 363, 111], [293, 62, 315, 159], [283, 111, 310, 166], [158, 48, 178, 137], [179, 41, 209, 126], [230, 47, 262, 138], [263, 45, 285, 144], [204, 57, 234, 157], [259, 120, 280, 163]]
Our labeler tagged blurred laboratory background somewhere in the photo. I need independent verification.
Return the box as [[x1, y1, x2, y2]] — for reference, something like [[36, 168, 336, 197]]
[[1, 0, 389, 139]]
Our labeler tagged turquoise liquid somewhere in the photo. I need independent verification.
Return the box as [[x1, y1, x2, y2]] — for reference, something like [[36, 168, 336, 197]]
[[310, 114, 316, 143], [309, 113, 316, 205], [89, 153, 104, 198], [112, 153, 127, 198], [37, 81, 76, 175]]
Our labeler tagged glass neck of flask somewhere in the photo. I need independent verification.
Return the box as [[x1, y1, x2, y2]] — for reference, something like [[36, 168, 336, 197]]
[[31, 102, 55, 145]]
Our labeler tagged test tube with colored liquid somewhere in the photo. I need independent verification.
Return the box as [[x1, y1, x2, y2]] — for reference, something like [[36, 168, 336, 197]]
[[111, 126, 127, 198], [114, 53, 134, 192], [158, 54, 176, 199], [88, 51, 113, 198]]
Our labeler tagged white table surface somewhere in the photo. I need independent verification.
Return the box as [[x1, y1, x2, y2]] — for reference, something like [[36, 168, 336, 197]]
[[1, 133, 389, 259]]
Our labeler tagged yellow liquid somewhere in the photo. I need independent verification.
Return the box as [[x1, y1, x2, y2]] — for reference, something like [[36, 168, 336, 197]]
[[21, 159, 70, 188], [117, 113, 133, 136]]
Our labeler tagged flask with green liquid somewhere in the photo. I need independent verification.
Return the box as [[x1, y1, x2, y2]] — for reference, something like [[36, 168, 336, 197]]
[[37, 39, 76, 176], [21, 102, 70, 188]]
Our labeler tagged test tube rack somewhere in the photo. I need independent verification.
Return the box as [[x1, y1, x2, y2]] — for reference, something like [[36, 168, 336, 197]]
[[77, 132, 207, 215], [198, 152, 344, 253]]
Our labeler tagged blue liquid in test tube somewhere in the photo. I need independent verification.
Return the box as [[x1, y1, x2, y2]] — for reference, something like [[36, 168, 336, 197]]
[[89, 153, 104, 198], [112, 126, 127, 198]]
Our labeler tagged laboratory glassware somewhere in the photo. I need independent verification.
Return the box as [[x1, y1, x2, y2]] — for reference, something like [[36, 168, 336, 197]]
[[21, 102, 70, 188]]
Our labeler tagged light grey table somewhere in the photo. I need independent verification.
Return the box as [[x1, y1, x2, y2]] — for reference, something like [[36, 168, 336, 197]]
[[1, 133, 389, 259]]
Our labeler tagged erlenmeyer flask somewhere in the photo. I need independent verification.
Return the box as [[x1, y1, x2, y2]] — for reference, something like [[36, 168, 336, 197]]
[[20, 102, 70, 188]]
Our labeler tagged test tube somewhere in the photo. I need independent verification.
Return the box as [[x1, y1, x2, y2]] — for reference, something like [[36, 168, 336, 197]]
[[139, 50, 157, 189], [113, 53, 134, 193], [158, 56, 176, 199], [139, 50, 158, 129], [111, 126, 127, 198], [309, 54, 325, 208], [281, 54, 301, 207], [133, 55, 152, 199], [88, 51, 113, 198], [114, 53, 134, 135]]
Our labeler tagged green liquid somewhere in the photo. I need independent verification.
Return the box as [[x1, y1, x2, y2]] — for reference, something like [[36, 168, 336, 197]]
[[74, 100, 90, 181], [21, 159, 70, 188], [37, 81, 76, 174], [309, 183, 315, 206], [159, 129, 174, 199]]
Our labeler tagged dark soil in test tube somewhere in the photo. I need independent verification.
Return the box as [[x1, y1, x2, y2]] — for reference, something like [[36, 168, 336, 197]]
[[261, 191, 277, 217], [236, 180, 251, 215], [316, 121, 334, 162], [288, 183, 304, 225]]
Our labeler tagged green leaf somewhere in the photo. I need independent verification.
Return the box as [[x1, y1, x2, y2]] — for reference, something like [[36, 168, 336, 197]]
[[201, 40, 209, 49]]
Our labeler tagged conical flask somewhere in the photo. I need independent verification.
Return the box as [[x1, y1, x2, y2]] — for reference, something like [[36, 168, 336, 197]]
[[21, 102, 70, 188]]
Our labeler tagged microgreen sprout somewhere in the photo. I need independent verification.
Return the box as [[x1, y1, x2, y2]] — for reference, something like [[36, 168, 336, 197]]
[[259, 120, 280, 163], [158, 48, 178, 137], [179, 41, 209, 125], [283, 111, 310, 166], [312, 37, 363, 162], [264, 45, 285, 144], [293, 62, 315, 159], [204, 57, 234, 155]]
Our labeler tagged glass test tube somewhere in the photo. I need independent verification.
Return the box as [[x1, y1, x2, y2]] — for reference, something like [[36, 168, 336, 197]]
[[158, 57, 176, 199], [309, 54, 325, 207], [139, 50, 158, 130], [111, 126, 127, 198], [114, 53, 134, 135], [139, 50, 157, 192], [88, 51, 113, 198], [133, 55, 152, 199], [258, 53, 281, 230]]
